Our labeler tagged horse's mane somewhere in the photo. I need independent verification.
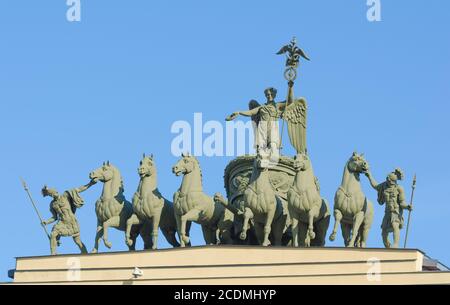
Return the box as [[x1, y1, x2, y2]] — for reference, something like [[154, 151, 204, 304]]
[[187, 156, 203, 183], [110, 165, 125, 195]]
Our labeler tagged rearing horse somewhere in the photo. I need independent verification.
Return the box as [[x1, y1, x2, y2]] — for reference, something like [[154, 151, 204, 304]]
[[287, 153, 330, 247], [89, 162, 146, 252], [172, 153, 230, 247], [329, 152, 374, 247], [240, 153, 286, 247], [125, 154, 182, 249]]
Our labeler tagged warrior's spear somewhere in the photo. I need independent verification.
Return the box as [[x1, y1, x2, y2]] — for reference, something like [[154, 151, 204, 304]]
[[20, 178, 52, 241], [403, 174, 417, 248]]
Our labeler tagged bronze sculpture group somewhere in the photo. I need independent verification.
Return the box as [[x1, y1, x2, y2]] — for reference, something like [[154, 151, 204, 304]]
[[26, 38, 415, 255]]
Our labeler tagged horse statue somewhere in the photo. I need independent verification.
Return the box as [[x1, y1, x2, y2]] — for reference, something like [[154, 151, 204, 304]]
[[287, 153, 330, 247], [329, 152, 374, 247], [172, 153, 232, 247], [89, 161, 148, 252], [125, 154, 184, 249], [213, 192, 259, 246], [240, 152, 287, 246]]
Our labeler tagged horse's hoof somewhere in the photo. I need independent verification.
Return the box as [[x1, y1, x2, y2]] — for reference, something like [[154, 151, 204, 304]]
[[262, 241, 271, 247], [104, 240, 112, 249], [240, 233, 247, 240], [91, 249, 98, 254], [182, 236, 190, 244], [309, 231, 316, 240], [126, 239, 133, 247], [329, 233, 336, 242]]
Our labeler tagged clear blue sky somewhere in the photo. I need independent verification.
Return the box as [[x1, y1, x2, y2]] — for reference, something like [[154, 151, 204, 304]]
[[1, 1, 449, 282]]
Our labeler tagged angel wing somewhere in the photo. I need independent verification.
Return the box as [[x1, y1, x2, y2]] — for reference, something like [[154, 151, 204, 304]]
[[283, 98, 307, 154], [248, 99, 261, 126]]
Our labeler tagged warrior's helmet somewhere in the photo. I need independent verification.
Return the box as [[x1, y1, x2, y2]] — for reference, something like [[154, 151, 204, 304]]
[[387, 168, 404, 183], [41, 185, 58, 197]]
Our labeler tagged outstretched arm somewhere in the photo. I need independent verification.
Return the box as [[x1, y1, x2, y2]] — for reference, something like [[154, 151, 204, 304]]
[[365, 171, 379, 190], [226, 107, 260, 121], [75, 180, 97, 193]]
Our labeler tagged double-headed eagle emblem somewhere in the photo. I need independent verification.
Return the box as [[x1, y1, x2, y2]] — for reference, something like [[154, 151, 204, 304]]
[[276, 37, 310, 81]]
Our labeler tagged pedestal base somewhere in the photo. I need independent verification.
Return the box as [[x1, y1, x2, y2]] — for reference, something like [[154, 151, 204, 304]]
[[8, 246, 450, 285]]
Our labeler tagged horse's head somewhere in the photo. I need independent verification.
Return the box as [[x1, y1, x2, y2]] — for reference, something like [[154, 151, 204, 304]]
[[172, 153, 198, 176], [293, 152, 310, 171], [90, 161, 115, 183], [347, 152, 369, 174], [138, 153, 155, 178]]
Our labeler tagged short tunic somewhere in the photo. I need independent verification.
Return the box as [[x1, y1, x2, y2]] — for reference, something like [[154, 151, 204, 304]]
[[375, 183, 406, 232], [50, 189, 84, 237]]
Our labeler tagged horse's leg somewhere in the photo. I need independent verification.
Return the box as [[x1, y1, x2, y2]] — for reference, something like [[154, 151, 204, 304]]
[[253, 222, 265, 245], [180, 209, 201, 245], [185, 221, 192, 247], [91, 223, 103, 253], [240, 208, 253, 241], [151, 212, 161, 250], [175, 213, 185, 247], [73, 235, 88, 254], [329, 209, 342, 241], [307, 207, 319, 241], [312, 215, 330, 247], [355, 226, 363, 248], [262, 207, 275, 247], [125, 214, 141, 247], [271, 215, 286, 246], [202, 226, 217, 245], [161, 227, 180, 248], [218, 209, 234, 245], [138, 221, 152, 250], [289, 208, 300, 247], [341, 223, 352, 247], [348, 211, 364, 247], [360, 201, 373, 248], [359, 223, 370, 248], [297, 221, 308, 247], [102, 216, 121, 249]]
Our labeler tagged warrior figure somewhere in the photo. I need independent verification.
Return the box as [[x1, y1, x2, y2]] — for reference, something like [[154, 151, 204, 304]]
[[41, 180, 96, 255], [365, 169, 413, 248]]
